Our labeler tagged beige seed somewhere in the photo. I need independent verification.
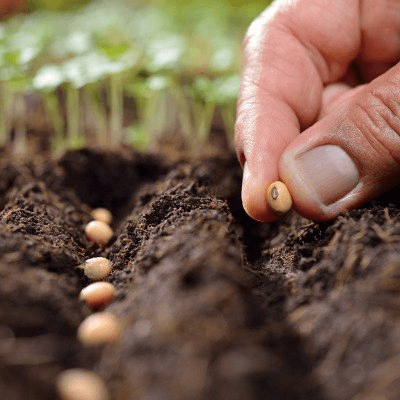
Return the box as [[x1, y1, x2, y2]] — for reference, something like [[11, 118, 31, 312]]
[[56, 368, 109, 400], [91, 208, 112, 225], [77, 313, 121, 346], [85, 221, 113, 246], [266, 181, 293, 215], [83, 257, 112, 281], [79, 282, 116, 308]]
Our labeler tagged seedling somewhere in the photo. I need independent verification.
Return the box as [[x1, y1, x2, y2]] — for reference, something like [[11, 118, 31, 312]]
[[0, 0, 268, 153], [56, 368, 109, 400], [66, 84, 84, 149], [80, 282, 116, 308], [82, 257, 112, 280], [91, 207, 112, 225], [267, 181, 293, 215], [85, 221, 113, 246], [77, 312, 121, 345]]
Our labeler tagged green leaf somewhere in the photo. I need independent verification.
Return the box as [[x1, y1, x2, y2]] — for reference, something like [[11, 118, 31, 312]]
[[146, 35, 186, 72], [99, 41, 130, 60], [32, 65, 64, 91], [146, 75, 168, 91], [5, 50, 19, 65], [210, 74, 240, 105]]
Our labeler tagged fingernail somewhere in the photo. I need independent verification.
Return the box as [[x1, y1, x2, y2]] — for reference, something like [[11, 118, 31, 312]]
[[294, 145, 359, 205]]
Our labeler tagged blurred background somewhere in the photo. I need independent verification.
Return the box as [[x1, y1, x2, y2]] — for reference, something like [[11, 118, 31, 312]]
[[0, 0, 271, 154]]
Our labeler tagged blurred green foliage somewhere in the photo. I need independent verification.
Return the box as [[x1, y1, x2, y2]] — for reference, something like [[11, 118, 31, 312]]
[[0, 0, 271, 153], [26, 0, 93, 12]]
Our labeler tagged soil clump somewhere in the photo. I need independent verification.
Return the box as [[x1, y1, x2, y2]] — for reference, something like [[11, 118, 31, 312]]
[[1, 145, 400, 400]]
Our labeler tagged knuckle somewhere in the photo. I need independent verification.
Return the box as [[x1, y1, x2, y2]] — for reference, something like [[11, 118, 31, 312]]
[[353, 84, 400, 163]]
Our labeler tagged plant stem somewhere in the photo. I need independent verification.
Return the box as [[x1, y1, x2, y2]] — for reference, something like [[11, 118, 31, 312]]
[[41, 91, 65, 154], [152, 89, 166, 139], [110, 73, 124, 148], [164, 89, 179, 136], [194, 100, 215, 153], [84, 86, 109, 148], [66, 85, 81, 149], [200, 101, 215, 146], [170, 82, 195, 148], [0, 81, 8, 148], [12, 93, 27, 156], [143, 89, 164, 146], [220, 105, 236, 141]]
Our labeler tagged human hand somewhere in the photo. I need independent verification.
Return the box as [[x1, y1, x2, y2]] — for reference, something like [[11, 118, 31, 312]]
[[235, 0, 400, 221]]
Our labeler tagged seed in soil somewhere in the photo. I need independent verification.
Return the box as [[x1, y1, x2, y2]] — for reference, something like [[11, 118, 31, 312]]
[[83, 257, 112, 280], [77, 313, 121, 345], [91, 208, 113, 225], [85, 220, 113, 246], [80, 282, 116, 308], [56, 368, 109, 400], [267, 181, 293, 215]]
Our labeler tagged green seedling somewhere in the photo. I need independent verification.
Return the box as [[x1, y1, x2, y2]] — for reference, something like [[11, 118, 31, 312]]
[[39, 90, 65, 153], [82, 84, 109, 148], [126, 74, 175, 148], [66, 84, 83, 149], [0, 0, 269, 154], [0, 80, 9, 147]]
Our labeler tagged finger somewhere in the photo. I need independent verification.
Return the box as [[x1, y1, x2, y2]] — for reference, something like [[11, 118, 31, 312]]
[[280, 62, 400, 221], [319, 83, 366, 118], [236, 0, 361, 221]]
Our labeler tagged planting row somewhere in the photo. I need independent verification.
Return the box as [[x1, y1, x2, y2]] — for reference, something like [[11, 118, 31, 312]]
[[58, 207, 117, 400]]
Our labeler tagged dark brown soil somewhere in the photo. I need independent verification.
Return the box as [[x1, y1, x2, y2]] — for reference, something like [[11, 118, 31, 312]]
[[1, 143, 400, 400]]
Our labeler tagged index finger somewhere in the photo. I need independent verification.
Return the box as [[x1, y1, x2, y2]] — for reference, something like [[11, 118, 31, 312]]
[[235, 0, 360, 221]]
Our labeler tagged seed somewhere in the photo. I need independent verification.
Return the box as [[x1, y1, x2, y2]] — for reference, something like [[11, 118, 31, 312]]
[[91, 208, 112, 225], [83, 257, 112, 281], [266, 181, 293, 215], [77, 313, 121, 346], [85, 221, 113, 246], [56, 368, 109, 400], [80, 282, 116, 308]]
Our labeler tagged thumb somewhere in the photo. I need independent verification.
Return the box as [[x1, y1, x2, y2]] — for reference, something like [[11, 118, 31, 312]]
[[280, 63, 400, 221]]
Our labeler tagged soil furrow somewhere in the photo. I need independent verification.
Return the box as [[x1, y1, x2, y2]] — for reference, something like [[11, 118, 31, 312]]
[[1, 149, 400, 399]]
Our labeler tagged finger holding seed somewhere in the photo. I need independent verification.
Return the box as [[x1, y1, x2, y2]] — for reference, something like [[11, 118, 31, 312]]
[[266, 181, 293, 215], [85, 221, 113, 246], [80, 282, 116, 308], [77, 313, 121, 346], [56, 368, 109, 400]]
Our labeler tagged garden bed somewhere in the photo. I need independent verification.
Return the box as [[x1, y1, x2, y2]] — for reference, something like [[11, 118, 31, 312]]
[[1, 138, 400, 400]]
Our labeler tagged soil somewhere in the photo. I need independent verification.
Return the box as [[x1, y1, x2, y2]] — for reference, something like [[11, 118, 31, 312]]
[[1, 137, 400, 400]]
